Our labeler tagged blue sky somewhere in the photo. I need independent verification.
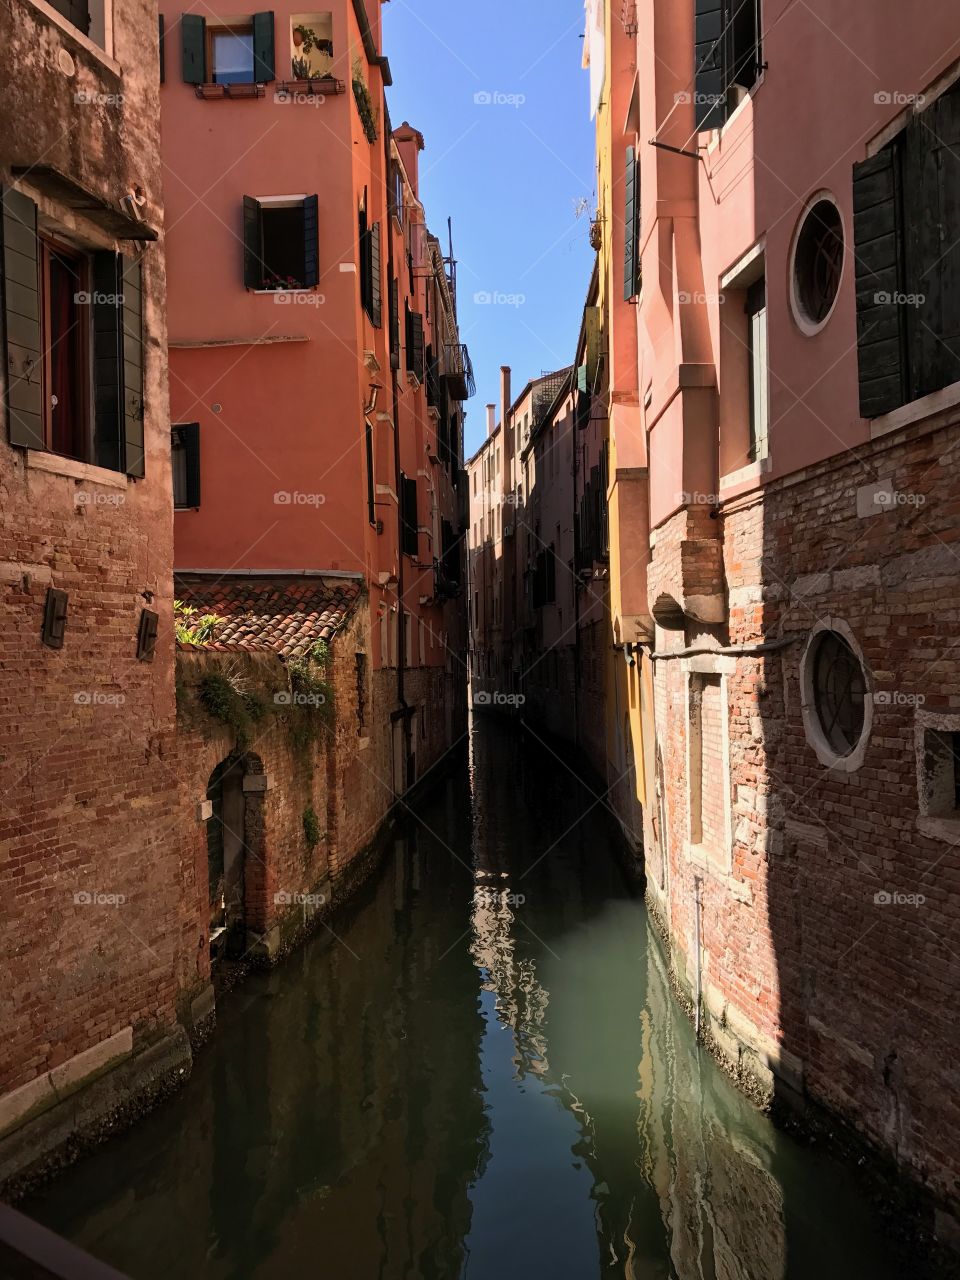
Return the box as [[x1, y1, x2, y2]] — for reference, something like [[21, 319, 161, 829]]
[[382, 0, 596, 456]]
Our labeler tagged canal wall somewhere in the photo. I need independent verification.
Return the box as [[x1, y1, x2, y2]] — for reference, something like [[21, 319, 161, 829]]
[[646, 412, 960, 1257]]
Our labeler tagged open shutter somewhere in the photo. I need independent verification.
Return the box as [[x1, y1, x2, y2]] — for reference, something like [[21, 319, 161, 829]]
[[243, 196, 262, 288], [694, 0, 726, 130], [853, 147, 907, 418], [623, 145, 639, 301], [2, 188, 43, 449], [121, 257, 144, 478], [252, 11, 275, 83], [91, 251, 123, 470], [302, 194, 319, 288], [173, 422, 200, 507], [406, 309, 424, 382], [159, 14, 165, 83], [369, 222, 382, 327], [389, 273, 400, 369], [401, 473, 418, 556], [181, 13, 206, 84]]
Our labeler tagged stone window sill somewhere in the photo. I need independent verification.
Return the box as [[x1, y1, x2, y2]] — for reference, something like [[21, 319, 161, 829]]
[[719, 455, 771, 498], [26, 450, 129, 490], [24, 0, 120, 74], [870, 378, 960, 440]]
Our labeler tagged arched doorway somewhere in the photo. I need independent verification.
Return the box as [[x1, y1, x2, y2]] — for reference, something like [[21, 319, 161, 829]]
[[207, 755, 250, 961]]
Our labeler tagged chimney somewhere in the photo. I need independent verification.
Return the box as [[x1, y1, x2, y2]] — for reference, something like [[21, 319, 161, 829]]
[[393, 121, 425, 200], [499, 366, 511, 453], [486, 403, 496, 437]]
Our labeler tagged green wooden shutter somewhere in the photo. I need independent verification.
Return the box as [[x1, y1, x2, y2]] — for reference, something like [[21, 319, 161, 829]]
[[853, 147, 907, 418], [369, 222, 382, 327], [252, 11, 275, 83], [904, 88, 960, 401], [406, 309, 424, 382], [694, 0, 726, 130], [121, 257, 145, 478], [389, 273, 400, 369], [92, 251, 123, 470], [243, 196, 262, 288], [624, 145, 638, 301], [302, 194, 319, 287], [159, 14, 165, 83], [173, 422, 200, 507], [181, 13, 206, 84], [2, 188, 43, 449]]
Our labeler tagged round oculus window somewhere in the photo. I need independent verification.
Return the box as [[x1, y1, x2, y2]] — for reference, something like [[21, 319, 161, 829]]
[[793, 199, 844, 328], [811, 629, 866, 757]]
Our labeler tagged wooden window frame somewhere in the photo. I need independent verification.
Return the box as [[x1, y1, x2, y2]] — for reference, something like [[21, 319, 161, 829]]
[[206, 21, 255, 85], [39, 234, 91, 462]]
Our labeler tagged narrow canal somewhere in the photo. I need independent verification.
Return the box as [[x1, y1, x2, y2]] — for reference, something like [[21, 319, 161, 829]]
[[32, 717, 901, 1279]]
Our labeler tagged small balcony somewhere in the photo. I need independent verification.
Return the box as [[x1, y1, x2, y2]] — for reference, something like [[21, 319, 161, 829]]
[[443, 343, 476, 400]]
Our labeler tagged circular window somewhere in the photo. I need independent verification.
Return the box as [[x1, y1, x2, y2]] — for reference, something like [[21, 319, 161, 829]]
[[811, 630, 866, 757], [792, 198, 844, 331]]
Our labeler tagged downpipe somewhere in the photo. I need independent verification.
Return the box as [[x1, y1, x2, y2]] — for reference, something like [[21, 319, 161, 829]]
[[693, 873, 703, 1040]]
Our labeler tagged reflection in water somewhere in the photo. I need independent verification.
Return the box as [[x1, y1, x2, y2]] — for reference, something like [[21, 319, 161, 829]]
[[30, 718, 898, 1279]]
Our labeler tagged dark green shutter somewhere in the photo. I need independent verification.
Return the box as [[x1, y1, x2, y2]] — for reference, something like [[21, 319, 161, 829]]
[[694, 0, 726, 130], [159, 14, 165, 83], [2, 188, 43, 449], [121, 257, 144, 478], [389, 272, 400, 368], [364, 419, 375, 524], [624, 145, 638, 301], [302, 194, 319, 287], [853, 147, 907, 418], [369, 222, 382, 327], [181, 13, 206, 84], [243, 196, 262, 288], [252, 12, 275, 83], [358, 206, 370, 314], [92, 251, 123, 470], [401, 473, 418, 556], [406, 309, 424, 382], [174, 422, 200, 507]]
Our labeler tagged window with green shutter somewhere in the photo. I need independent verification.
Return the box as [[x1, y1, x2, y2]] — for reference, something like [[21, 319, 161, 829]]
[[181, 11, 275, 85], [242, 195, 318, 289], [172, 423, 201, 508], [623, 145, 640, 301], [405, 306, 424, 382]]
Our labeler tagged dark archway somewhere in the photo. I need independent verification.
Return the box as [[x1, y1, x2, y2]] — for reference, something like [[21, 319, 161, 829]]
[[206, 752, 266, 961]]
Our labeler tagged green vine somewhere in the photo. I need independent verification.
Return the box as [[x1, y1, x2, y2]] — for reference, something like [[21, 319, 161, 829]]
[[198, 666, 266, 749], [303, 805, 322, 849], [352, 59, 378, 142]]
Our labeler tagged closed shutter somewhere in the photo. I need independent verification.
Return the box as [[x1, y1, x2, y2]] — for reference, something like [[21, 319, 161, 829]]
[[623, 145, 639, 301], [50, 0, 90, 34], [904, 88, 960, 400], [406, 309, 424, 382], [252, 11, 275, 82], [242, 196, 262, 288], [302, 194, 319, 287], [181, 13, 206, 84], [369, 222, 382, 327], [389, 273, 400, 369], [853, 147, 907, 418], [401, 473, 418, 556], [92, 251, 124, 470], [173, 422, 200, 508], [159, 14, 165, 83], [121, 257, 145, 478], [694, 0, 726, 130], [2, 188, 43, 449]]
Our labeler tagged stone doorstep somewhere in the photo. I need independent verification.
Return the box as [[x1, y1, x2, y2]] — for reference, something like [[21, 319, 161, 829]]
[[0, 1026, 134, 1141], [0, 1026, 192, 1198]]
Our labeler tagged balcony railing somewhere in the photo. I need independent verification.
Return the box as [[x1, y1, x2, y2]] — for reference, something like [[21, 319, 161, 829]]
[[443, 343, 476, 400]]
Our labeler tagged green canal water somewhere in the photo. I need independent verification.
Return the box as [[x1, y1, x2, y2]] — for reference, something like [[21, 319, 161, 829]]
[[31, 718, 903, 1279]]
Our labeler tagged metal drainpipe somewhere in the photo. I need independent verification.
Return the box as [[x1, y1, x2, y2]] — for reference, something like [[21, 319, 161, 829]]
[[693, 873, 703, 1039]]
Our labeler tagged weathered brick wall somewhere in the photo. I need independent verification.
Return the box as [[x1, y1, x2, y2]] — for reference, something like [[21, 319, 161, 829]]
[[650, 411, 960, 1213], [0, 0, 202, 1105]]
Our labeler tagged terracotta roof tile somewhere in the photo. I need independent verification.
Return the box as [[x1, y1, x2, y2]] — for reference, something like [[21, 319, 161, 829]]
[[174, 574, 363, 658]]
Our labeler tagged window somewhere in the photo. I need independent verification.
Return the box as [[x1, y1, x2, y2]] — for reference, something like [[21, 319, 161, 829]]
[[181, 14, 275, 85], [853, 82, 960, 417], [50, 0, 90, 37], [389, 161, 404, 227], [172, 423, 200, 508], [2, 189, 144, 475], [922, 729, 960, 817], [811, 631, 866, 757], [791, 197, 843, 331], [400, 472, 418, 556], [746, 277, 768, 461], [290, 13, 333, 80], [405, 305, 425, 382], [242, 196, 318, 290], [694, 0, 762, 130], [624, 145, 640, 301]]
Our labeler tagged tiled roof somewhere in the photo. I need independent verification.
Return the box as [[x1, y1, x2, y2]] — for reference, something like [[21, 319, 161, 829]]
[[174, 574, 363, 658]]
